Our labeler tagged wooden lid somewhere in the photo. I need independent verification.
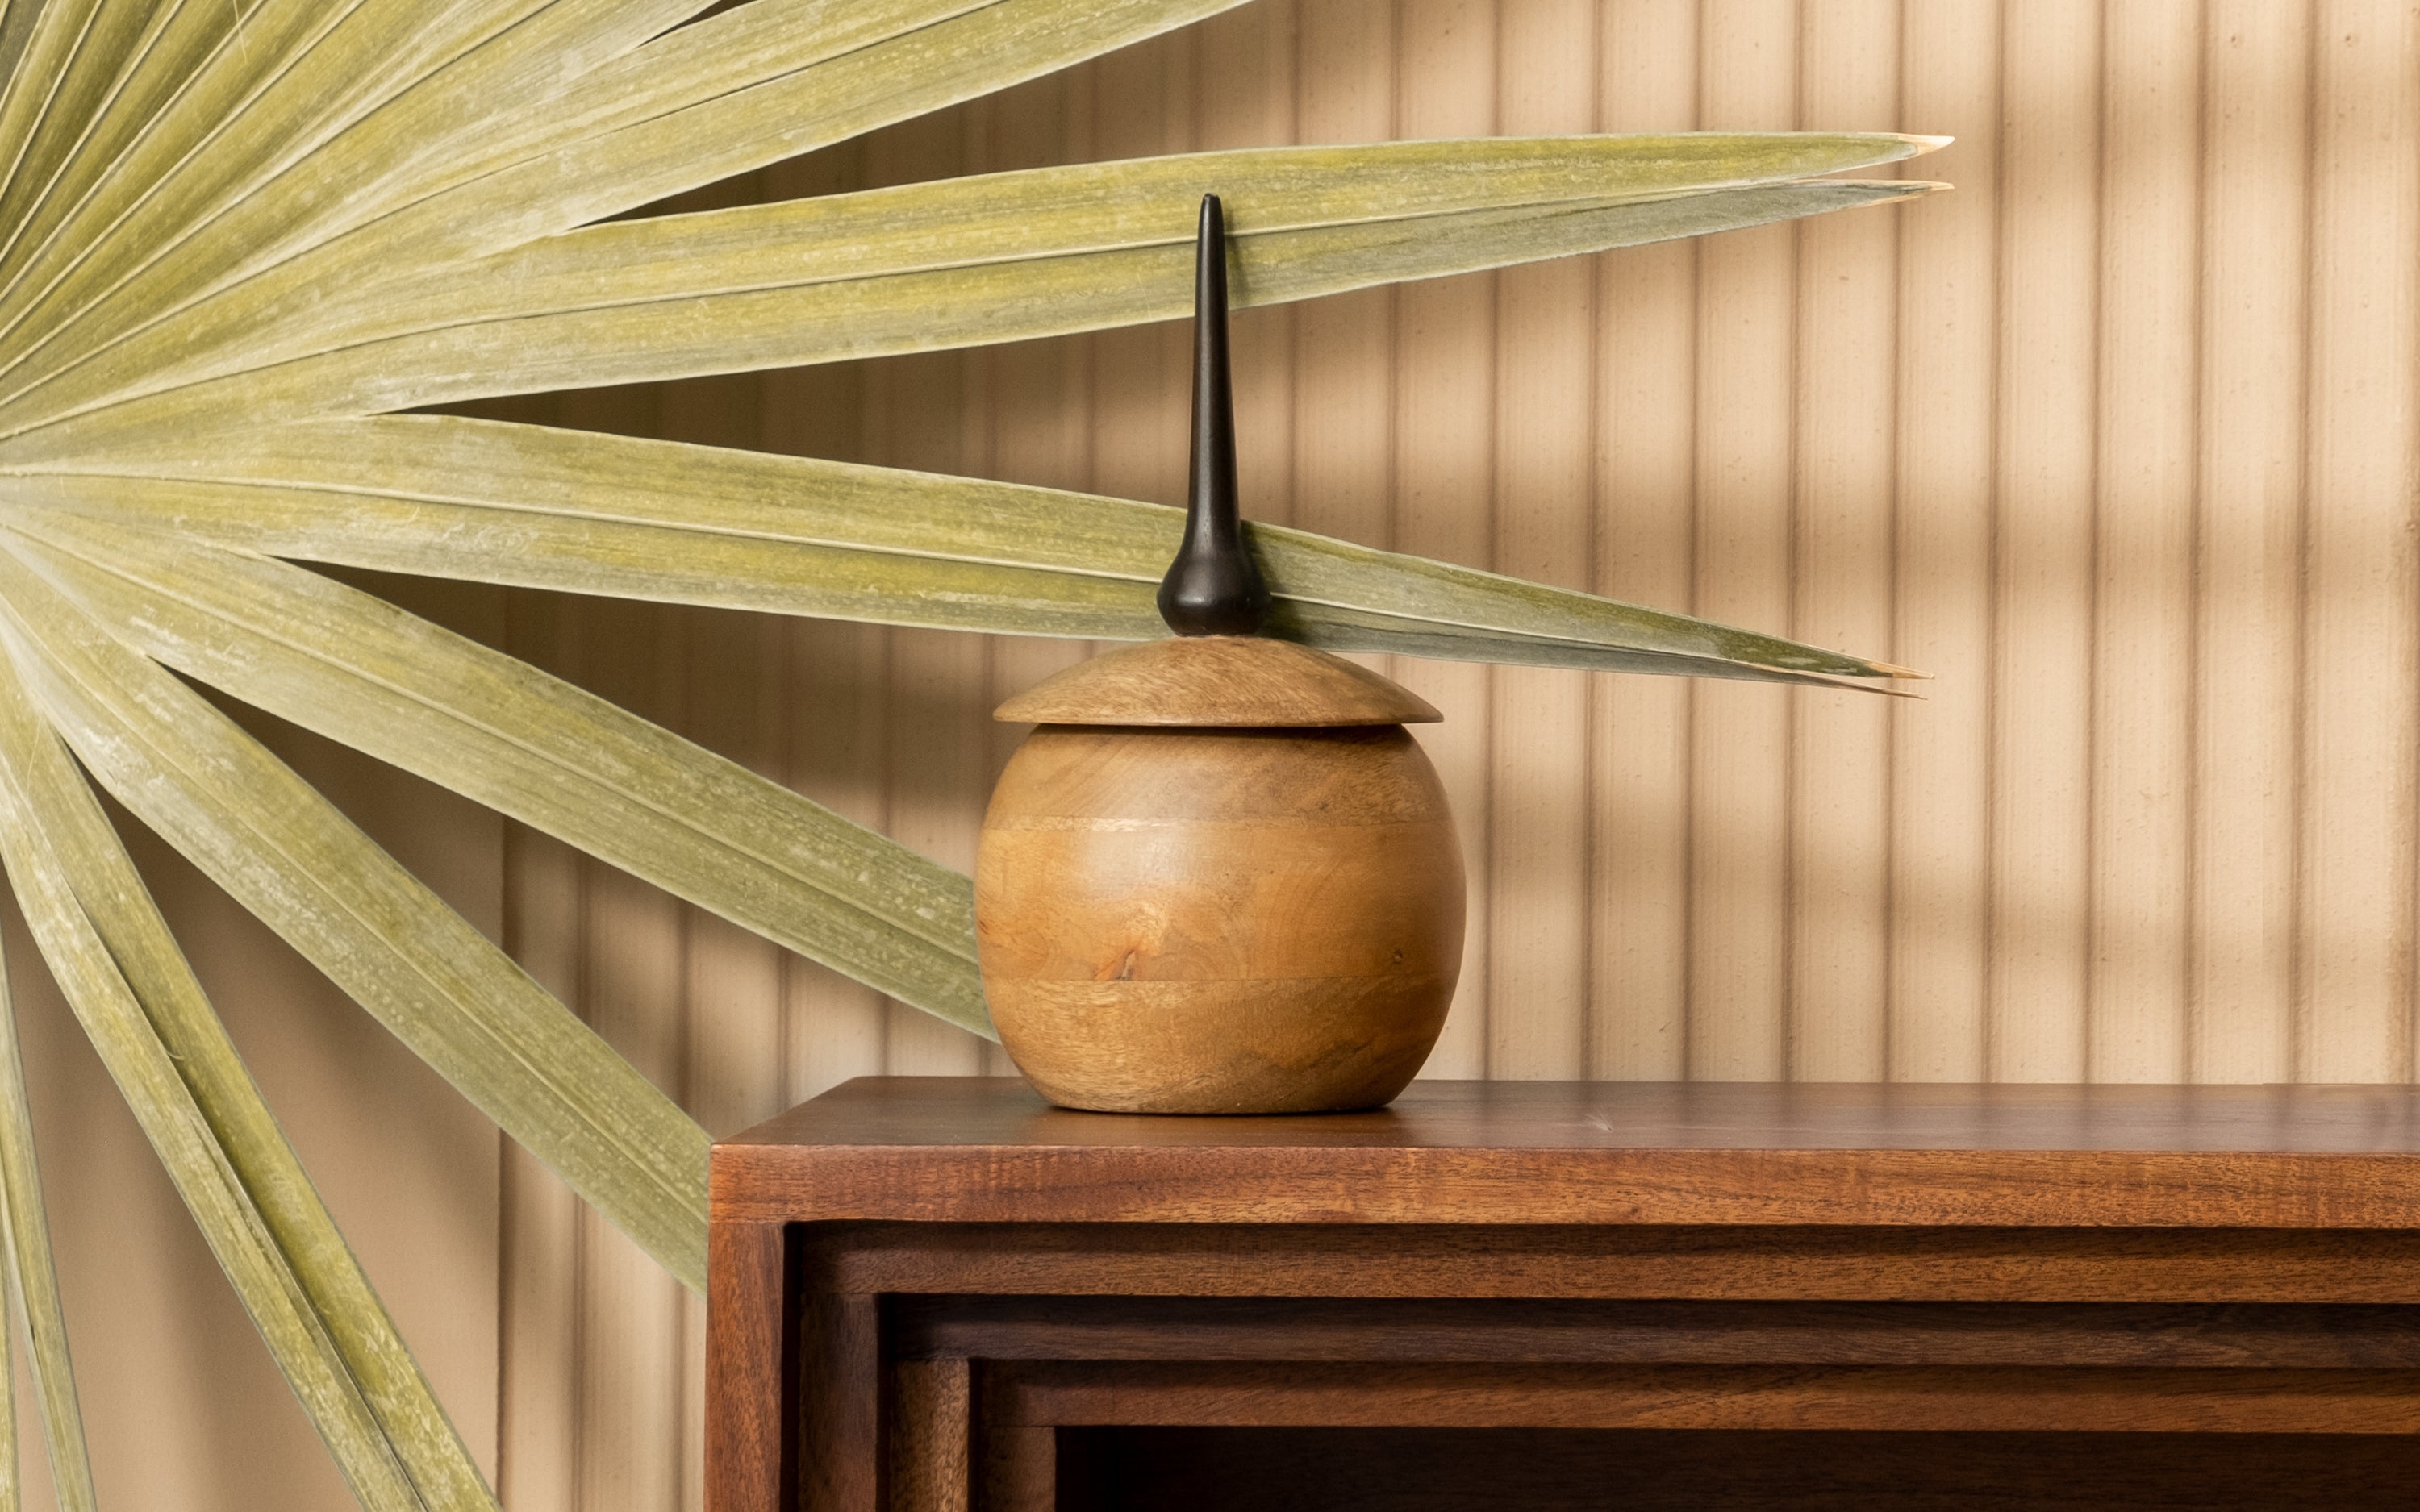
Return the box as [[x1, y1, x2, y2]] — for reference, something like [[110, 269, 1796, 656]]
[[995, 636, 1442, 727]]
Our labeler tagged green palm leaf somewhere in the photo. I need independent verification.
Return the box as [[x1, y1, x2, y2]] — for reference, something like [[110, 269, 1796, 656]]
[[15, 414, 1905, 684], [0, 0, 1253, 435], [40, 127, 1935, 393], [0, 624, 492, 1512], [0, 0, 109, 198], [0, 934, 92, 1512], [0, 0, 155, 240], [0, 0, 242, 287], [4, 505, 988, 1035], [2, 145, 1934, 448], [0, 531, 712, 1286], [0, 0, 1942, 1497], [0, 0, 712, 404], [0, 1256, 11, 1509]]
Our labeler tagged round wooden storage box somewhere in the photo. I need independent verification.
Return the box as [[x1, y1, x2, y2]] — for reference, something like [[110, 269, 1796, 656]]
[[975, 635, 1466, 1114]]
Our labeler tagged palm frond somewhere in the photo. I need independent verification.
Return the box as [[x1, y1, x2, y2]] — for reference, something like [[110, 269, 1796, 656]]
[[0, 0, 411, 347], [0, 927, 92, 1512], [16, 414, 1906, 685], [3, 504, 989, 1036], [51, 128, 1935, 396], [0, 0, 715, 414], [0, 535, 713, 1288], [0, 3, 45, 156], [0, 0, 241, 289], [0, 0, 160, 248], [0, 2, 1946, 1497], [0, 1206, 14, 1511], [0, 0, 1250, 442], [378, 0, 1258, 247], [0, 623, 494, 1512], [0, 143, 1938, 448]]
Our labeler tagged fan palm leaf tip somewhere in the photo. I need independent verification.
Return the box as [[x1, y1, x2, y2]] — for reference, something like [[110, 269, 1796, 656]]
[[1160, 191, 1270, 636], [0, 0, 1944, 1500]]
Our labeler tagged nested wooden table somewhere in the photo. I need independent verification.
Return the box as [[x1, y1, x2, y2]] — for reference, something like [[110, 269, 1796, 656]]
[[707, 1078, 2420, 1512]]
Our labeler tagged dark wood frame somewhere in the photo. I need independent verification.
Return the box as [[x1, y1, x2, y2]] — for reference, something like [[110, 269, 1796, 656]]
[[707, 1078, 2420, 1511]]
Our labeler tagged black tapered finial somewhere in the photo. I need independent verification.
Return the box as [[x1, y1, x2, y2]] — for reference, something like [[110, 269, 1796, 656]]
[[1157, 194, 1270, 637]]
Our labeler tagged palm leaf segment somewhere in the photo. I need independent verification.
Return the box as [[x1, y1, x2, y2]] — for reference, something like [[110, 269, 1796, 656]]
[[0, 0, 1942, 1502]]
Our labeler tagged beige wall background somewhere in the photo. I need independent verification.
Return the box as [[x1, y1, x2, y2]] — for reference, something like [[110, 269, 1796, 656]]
[[7, 1, 2416, 1507]]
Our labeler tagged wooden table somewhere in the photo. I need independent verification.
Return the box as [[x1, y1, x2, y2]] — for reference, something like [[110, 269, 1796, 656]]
[[707, 1078, 2420, 1511]]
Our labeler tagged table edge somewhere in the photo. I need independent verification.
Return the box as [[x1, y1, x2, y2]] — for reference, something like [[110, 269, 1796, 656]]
[[708, 1143, 2420, 1229]]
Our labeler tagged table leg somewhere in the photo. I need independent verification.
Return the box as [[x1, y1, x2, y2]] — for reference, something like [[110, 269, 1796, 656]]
[[803, 1290, 882, 1512], [888, 1359, 972, 1511], [707, 1220, 793, 1512]]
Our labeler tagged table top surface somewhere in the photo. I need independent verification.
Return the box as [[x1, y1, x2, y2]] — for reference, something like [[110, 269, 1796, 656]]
[[711, 1079, 2420, 1231], [727, 1077, 2420, 1154]]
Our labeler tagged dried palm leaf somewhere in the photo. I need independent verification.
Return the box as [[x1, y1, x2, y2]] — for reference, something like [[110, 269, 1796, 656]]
[[0, 0, 1941, 1496]]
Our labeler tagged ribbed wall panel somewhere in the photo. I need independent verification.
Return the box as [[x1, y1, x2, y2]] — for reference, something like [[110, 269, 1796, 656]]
[[478, 3, 2420, 1503]]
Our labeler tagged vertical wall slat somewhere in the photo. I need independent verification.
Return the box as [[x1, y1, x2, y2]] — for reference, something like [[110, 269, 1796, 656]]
[[1390, 0, 1499, 1078], [856, 112, 993, 1080], [495, 977, 582, 1512], [659, 362, 786, 1140], [2301, 0, 2420, 1082], [563, 422, 691, 1512], [1488, 0, 1595, 1078], [766, 136, 897, 1110], [2193, 0, 2309, 1085], [1085, 30, 1200, 514], [775, 598, 894, 1102], [1290, 0, 1400, 553], [496, 407, 584, 1510], [1889, 1, 1999, 1082], [1991, 0, 2099, 1081], [977, 76, 1099, 1080], [876, 629, 989, 1077], [1689, 0, 1800, 1081], [2089, 0, 2200, 1083], [1588, 0, 1699, 1081], [1204, 0, 1302, 537], [1788, 0, 1897, 1081]]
